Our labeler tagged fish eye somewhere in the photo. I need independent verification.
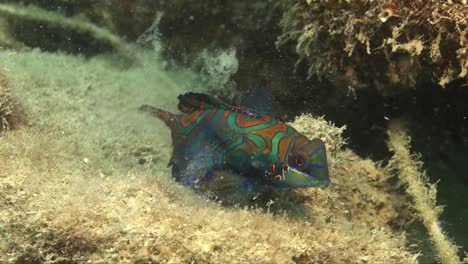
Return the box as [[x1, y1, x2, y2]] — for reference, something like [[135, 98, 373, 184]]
[[295, 155, 305, 168]]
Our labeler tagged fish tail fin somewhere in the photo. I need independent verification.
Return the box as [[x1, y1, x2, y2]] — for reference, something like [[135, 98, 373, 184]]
[[177, 92, 231, 113], [140, 104, 178, 128]]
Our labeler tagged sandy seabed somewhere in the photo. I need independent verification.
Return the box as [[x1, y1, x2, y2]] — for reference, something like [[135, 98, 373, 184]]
[[0, 49, 418, 263]]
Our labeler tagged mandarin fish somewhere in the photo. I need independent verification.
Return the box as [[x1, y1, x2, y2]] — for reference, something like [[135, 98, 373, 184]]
[[140, 92, 330, 196]]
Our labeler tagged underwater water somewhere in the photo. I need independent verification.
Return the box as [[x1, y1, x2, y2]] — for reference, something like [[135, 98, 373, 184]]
[[0, 2, 467, 264]]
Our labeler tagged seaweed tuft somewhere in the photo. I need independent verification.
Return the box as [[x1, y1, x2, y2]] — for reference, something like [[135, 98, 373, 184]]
[[0, 70, 18, 133], [289, 114, 346, 157], [278, 0, 467, 91], [387, 119, 462, 264]]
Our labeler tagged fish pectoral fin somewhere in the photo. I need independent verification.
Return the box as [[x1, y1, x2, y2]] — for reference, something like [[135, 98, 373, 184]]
[[197, 169, 253, 195]]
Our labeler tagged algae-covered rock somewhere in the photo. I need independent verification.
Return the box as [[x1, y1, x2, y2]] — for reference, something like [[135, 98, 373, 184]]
[[289, 114, 346, 157], [289, 114, 413, 230], [277, 0, 467, 90], [0, 69, 17, 133], [0, 49, 419, 263]]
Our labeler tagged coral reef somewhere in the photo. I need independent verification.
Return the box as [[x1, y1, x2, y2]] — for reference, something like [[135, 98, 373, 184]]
[[278, 0, 467, 90], [0, 49, 419, 263], [387, 120, 462, 264]]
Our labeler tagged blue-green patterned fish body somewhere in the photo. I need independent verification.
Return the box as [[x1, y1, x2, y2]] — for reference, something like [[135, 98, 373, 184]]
[[140, 93, 330, 195]]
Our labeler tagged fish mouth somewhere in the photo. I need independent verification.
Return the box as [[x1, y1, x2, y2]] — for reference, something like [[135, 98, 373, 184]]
[[281, 165, 330, 189]]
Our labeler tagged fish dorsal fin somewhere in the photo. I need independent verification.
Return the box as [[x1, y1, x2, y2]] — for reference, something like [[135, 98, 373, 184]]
[[178, 92, 264, 119], [241, 87, 273, 115], [177, 92, 232, 113]]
